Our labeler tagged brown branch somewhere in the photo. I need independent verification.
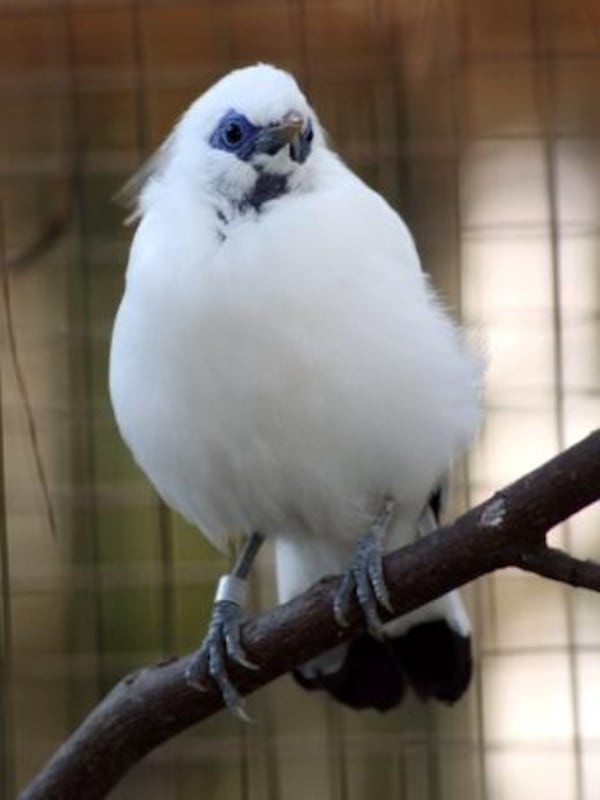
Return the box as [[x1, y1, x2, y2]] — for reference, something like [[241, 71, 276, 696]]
[[515, 546, 600, 590], [20, 430, 600, 800]]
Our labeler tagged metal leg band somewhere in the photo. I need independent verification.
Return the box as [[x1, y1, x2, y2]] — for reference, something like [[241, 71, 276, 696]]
[[214, 574, 248, 605]]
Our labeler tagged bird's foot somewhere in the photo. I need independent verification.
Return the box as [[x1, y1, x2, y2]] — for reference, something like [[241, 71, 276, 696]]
[[185, 576, 258, 721], [333, 497, 397, 639]]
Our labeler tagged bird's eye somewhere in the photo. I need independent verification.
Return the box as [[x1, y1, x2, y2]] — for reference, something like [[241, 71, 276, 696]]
[[224, 122, 243, 146], [305, 122, 314, 143], [209, 112, 258, 157]]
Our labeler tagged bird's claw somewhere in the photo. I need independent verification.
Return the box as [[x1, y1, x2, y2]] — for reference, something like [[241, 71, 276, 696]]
[[185, 599, 258, 720], [333, 498, 396, 639]]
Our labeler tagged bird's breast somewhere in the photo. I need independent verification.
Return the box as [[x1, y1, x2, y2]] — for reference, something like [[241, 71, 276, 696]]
[[110, 192, 480, 548]]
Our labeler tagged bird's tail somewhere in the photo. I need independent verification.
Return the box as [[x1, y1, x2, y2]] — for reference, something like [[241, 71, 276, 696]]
[[277, 490, 472, 712], [292, 611, 471, 711]]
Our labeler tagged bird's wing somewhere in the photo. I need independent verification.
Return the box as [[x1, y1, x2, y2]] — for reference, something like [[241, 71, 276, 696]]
[[114, 135, 174, 223]]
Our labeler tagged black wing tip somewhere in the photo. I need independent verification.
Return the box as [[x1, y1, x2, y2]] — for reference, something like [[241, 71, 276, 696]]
[[293, 620, 472, 711]]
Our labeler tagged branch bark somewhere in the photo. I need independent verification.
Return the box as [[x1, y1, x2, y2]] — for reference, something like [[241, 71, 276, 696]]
[[514, 546, 600, 589], [20, 430, 600, 800]]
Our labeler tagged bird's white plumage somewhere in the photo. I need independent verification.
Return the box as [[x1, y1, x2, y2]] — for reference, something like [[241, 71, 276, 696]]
[[109, 64, 482, 638]]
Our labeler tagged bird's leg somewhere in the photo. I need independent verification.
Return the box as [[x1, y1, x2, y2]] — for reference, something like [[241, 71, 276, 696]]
[[333, 497, 397, 638], [186, 531, 264, 720]]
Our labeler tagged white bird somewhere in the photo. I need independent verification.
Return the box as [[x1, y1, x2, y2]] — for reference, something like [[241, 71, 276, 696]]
[[109, 63, 482, 716]]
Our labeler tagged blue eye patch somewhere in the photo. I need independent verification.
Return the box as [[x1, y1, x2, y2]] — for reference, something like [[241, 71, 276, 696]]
[[209, 111, 260, 161], [209, 109, 313, 164]]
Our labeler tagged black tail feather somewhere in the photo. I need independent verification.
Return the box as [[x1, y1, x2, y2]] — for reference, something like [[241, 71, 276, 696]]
[[392, 620, 472, 704], [293, 620, 471, 711], [293, 634, 406, 711]]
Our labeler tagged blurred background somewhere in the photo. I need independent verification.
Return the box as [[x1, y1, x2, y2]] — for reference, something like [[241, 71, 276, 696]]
[[1, 1, 599, 798]]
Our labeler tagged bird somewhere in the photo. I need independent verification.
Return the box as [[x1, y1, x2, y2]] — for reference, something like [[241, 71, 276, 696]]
[[109, 63, 482, 718]]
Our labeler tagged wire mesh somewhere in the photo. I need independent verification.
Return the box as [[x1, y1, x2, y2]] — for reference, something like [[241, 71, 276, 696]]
[[0, 1, 599, 798]]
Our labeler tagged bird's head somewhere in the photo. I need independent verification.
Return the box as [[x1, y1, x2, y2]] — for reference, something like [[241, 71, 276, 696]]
[[161, 64, 325, 216]]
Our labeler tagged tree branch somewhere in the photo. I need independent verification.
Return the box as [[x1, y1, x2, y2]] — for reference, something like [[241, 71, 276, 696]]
[[514, 546, 600, 590], [20, 430, 600, 800]]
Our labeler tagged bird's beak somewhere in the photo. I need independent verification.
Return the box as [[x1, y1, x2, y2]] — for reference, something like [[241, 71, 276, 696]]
[[272, 113, 304, 143], [254, 113, 304, 157]]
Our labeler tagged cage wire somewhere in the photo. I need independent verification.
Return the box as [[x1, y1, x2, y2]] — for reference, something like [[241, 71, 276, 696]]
[[0, 1, 599, 799]]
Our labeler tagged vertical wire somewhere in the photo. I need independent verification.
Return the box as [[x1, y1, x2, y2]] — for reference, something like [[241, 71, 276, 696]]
[[530, 2, 583, 799], [240, 722, 251, 800], [452, 3, 489, 797], [423, 705, 440, 800], [59, 0, 104, 705], [127, 10, 180, 796], [0, 204, 16, 800], [129, 0, 176, 663], [420, 38, 448, 789], [325, 700, 349, 800], [290, 0, 309, 89]]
